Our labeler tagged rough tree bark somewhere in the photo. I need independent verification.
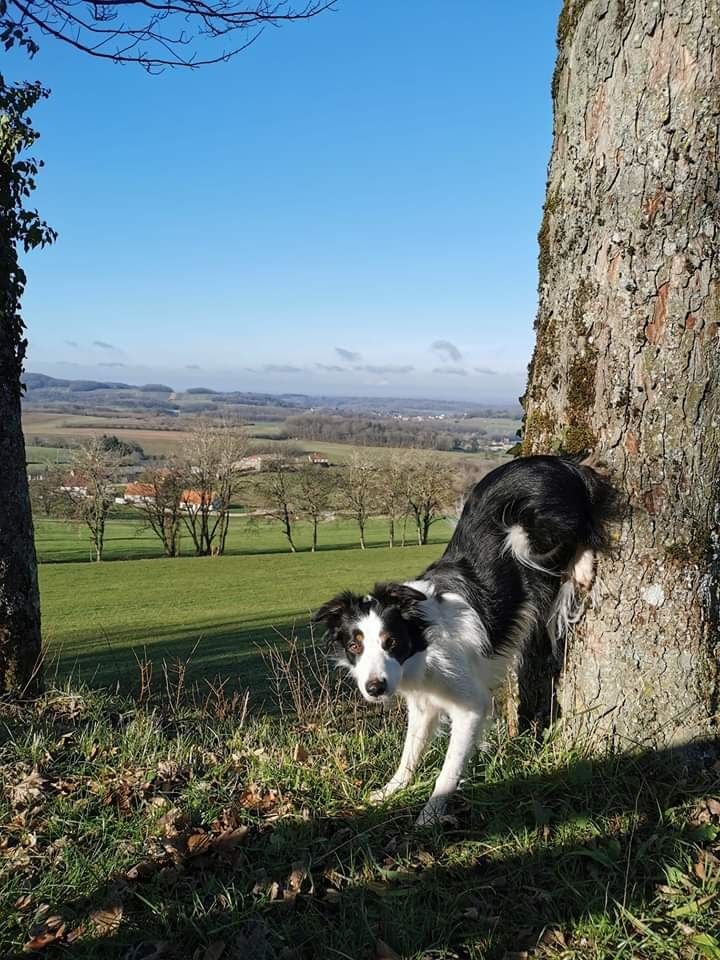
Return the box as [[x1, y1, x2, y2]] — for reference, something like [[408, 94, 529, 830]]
[[0, 260, 42, 696], [521, 0, 720, 745], [0, 77, 49, 697]]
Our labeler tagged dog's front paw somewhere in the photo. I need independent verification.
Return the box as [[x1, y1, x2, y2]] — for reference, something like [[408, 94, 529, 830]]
[[415, 798, 447, 829], [369, 781, 402, 804]]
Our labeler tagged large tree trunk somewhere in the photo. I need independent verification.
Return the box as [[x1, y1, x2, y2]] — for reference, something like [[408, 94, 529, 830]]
[[521, 0, 719, 745], [0, 311, 43, 696]]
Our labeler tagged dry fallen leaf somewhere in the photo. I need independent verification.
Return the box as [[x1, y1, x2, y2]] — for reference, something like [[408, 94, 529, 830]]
[[284, 861, 311, 901], [10, 769, 48, 808], [539, 929, 567, 948], [89, 903, 123, 937], [24, 927, 65, 952], [186, 831, 213, 856], [213, 826, 250, 855], [14, 894, 33, 912], [292, 743, 309, 763], [126, 859, 160, 881], [156, 760, 180, 780], [65, 924, 86, 944]]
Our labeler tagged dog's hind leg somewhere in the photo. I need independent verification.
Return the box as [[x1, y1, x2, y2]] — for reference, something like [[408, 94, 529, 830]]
[[369, 695, 439, 803], [415, 706, 488, 827], [572, 547, 596, 590]]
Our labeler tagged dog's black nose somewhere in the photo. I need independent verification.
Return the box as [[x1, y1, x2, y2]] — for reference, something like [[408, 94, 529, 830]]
[[365, 677, 387, 698]]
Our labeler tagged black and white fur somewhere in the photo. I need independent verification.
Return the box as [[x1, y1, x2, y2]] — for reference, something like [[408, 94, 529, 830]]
[[312, 455, 619, 827]]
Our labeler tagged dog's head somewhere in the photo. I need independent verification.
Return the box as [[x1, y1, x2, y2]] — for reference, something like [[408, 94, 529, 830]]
[[311, 582, 429, 702]]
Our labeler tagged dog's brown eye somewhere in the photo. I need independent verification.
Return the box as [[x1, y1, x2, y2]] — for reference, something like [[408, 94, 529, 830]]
[[348, 632, 364, 655], [383, 635, 396, 651]]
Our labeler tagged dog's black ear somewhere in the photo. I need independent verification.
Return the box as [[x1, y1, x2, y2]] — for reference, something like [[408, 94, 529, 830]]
[[311, 590, 357, 628], [373, 582, 427, 617]]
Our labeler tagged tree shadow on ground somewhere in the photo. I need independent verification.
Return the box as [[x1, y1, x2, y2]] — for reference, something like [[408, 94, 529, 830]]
[[13, 737, 720, 960], [38, 535, 450, 565], [47, 617, 310, 703]]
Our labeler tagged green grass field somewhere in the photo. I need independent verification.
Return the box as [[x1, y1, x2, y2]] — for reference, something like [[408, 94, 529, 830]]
[[35, 516, 450, 564], [25, 444, 73, 467], [40, 541, 446, 692]]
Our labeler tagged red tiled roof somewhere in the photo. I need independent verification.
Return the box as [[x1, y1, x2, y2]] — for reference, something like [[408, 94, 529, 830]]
[[125, 482, 155, 497], [181, 489, 218, 506]]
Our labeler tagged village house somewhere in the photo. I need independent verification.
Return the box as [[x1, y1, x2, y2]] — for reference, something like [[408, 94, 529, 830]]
[[59, 471, 88, 497], [234, 454, 264, 472], [123, 482, 156, 504], [180, 489, 222, 513]]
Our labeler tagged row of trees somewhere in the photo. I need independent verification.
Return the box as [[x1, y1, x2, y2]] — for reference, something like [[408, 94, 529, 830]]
[[33, 426, 249, 561], [33, 431, 463, 560], [260, 451, 460, 553], [283, 413, 509, 452]]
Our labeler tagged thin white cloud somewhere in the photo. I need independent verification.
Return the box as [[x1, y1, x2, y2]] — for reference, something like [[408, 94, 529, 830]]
[[357, 364, 413, 375], [263, 363, 303, 373], [93, 340, 117, 351], [474, 366, 498, 376], [432, 366, 468, 376]]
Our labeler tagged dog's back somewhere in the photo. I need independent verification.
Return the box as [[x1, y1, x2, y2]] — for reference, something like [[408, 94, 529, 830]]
[[451, 455, 617, 569], [418, 455, 621, 654]]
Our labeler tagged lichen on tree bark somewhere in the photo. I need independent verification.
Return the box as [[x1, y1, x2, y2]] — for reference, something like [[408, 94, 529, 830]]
[[522, 0, 720, 745]]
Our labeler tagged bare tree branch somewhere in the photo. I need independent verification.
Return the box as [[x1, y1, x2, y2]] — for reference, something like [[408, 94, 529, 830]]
[[3, 0, 335, 68]]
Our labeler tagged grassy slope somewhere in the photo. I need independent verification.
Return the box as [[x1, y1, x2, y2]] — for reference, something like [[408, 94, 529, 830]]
[[1, 689, 718, 959], [40, 542, 445, 691]]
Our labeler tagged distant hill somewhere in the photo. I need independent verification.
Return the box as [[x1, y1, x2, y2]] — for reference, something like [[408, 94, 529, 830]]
[[22, 372, 522, 421]]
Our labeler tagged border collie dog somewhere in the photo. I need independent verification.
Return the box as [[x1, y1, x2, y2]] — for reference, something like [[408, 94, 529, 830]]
[[312, 455, 618, 826]]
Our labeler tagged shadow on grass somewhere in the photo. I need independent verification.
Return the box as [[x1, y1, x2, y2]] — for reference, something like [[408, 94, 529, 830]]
[[13, 734, 720, 960], [48, 617, 310, 705], [37, 534, 450, 565]]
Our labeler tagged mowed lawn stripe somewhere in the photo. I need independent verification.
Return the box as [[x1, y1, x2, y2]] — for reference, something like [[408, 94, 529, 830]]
[[40, 543, 444, 691]]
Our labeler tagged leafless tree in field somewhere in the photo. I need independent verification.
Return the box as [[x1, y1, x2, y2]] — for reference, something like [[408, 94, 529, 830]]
[[180, 424, 248, 556], [29, 467, 72, 520], [404, 453, 457, 547], [375, 454, 410, 548], [296, 463, 335, 552], [339, 452, 378, 550], [60, 438, 122, 562], [130, 462, 186, 558], [260, 454, 298, 553]]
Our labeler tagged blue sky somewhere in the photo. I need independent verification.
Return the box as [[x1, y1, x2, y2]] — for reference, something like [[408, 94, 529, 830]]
[[13, 0, 561, 404]]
